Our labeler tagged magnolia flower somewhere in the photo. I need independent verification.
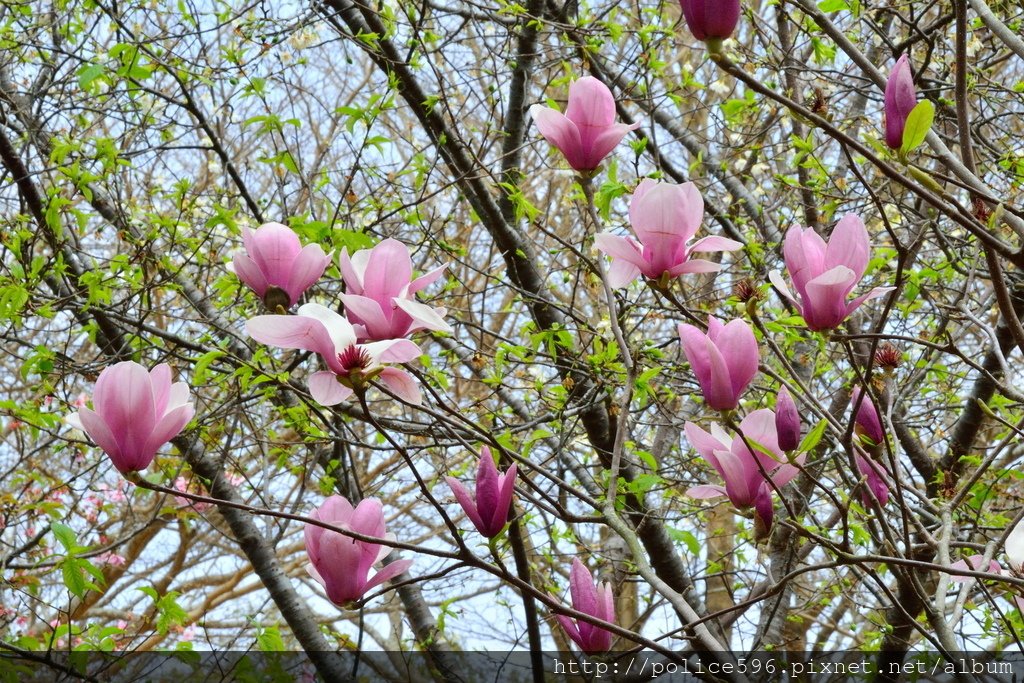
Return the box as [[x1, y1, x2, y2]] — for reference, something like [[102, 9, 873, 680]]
[[554, 558, 616, 654], [677, 316, 759, 411], [246, 303, 422, 405], [678, 0, 741, 45], [529, 77, 640, 172], [774, 387, 801, 452], [339, 238, 451, 342], [851, 387, 884, 446], [304, 496, 412, 607], [66, 362, 195, 475], [232, 222, 331, 310], [684, 409, 804, 534], [769, 214, 894, 331], [445, 446, 517, 538], [884, 54, 917, 150], [595, 179, 742, 288]]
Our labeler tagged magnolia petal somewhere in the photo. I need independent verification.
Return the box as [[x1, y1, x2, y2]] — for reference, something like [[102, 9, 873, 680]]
[[585, 121, 640, 170], [688, 235, 743, 253], [568, 558, 598, 618], [768, 270, 799, 308], [446, 476, 487, 535], [76, 408, 124, 469], [339, 294, 393, 341], [285, 244, 331, 305], [233, 254, 269, 296], [825, 214, 869, 282], [363, 338, 422, 365], [564, 76, 617, 128], [393, 297, 452, 334], [246, 314, 337, 363], [363, 558, 414, 594], [802, 266, 858, 330], [1006, 519, 1024, 571], [295, 303, 357, 355], [377, 367, 422, 404], [307, 371, 352, 406], [362, 239, 413, 303], [846, 286, 896, 318], [530, 105, 586, 170], [686, 484, 728, 500], [140, 403, 195, 469]]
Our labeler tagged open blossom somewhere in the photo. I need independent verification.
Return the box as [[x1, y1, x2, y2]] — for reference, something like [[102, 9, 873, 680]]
[[304, 496, 412, 607], [684, 409, 804, 534], [554, 558, 616, 654], [884, 54, 917, 150], [445, 446, 517, 538], [677, 316, 759, 411], [65, 362, 195, 475], [595, 179, 742, 288], [339, 238, 451, 342], [232, 222, 331, 310], [769, 214, 894, 331], [247, 303, 422, 405], [529, 76, 640, 172], [678, 0, 740, 44]]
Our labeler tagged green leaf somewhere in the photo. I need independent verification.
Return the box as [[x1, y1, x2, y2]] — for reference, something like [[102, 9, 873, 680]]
[[52, 523, 77, 553], [900, 100, 934, 156], [798, 418, 829, 454], [817, 0, 848, 11]]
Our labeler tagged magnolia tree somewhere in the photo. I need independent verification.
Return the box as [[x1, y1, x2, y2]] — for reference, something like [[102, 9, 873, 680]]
[[2, 0, 1024, 678]]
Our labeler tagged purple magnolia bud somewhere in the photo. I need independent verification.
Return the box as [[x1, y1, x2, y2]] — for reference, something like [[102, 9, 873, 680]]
[[338, 239, 451, 342], [445, 446, 517, 538], [304, 496, 412, 608], [884, 54, 917, 150], [529, 77, 640, 172], [554, 558, 616, 654], [247, 303, 423, 406], [679, 0, 741, 46], [678, 316, 759, 411], [851, 387, 884, 446], [65, 361, 195, 476], [775, 387, 801, 452], [232, 222, 331, 310], [769, 214, 894, 331], [855, 454, 890, 506], [594, 179, 742, 288]]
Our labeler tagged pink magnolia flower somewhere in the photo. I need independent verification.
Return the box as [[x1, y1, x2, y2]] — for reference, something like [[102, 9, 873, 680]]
[[529, 77, 640, 172], [684, 409, 804, 534], [339, 239, 451, 342], [851, 387, 884, 446], [65, 362, 195, 475], [774, 387, 801, 452], [554, 558, 616, 654], [769, 214, 894, 331], [232, 222, 331, 310], [679, 0, 740, 44], [304, 496, 412, 608], [677, 316, 759, 411], [884, 54, 917, 150], [445, 446, 517, 538], [595, 179, 742, 288], [246, 303, 422, 405]]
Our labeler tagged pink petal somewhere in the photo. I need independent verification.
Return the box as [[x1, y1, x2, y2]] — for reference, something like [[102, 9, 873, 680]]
[[782, 225, 827, 296], [409, 264, 447, 295], [393, 298, 452, 334], [564, 76, 617, 128], [377, 367, 421, 404], [446, 476, 487, 534], [246, 315, 339, 369], [140, 403, 194, 467], [584, 121, 640, 170], [295, 303, 356, 357], [683, 421, 727, 462], [248, 223, 302, 285], [284, 244, 330, 305], [363, 338, 422, 365], [361, 239, 413, 304], [363, 558, 414, 594], [232, 254, 268, 297], [76, 408, 125, 470], [768, 270, 800, 308], [716, 319, 759, 399], [686, 484, 728, 499], [492, 463, 517, 536], [825, 214, 869, 282], [340, 294, 395, 341], [316, 531, 367, 604], [530, 105, 585, 170], [307, 371, 353, 406], [802, 266, 858, 330], [93, 362, 156, 465], [845, 286, 896, 318], [568, 558, 598, 617], [688, 235, 743, 253], [1007, 519, 1024, 571]]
